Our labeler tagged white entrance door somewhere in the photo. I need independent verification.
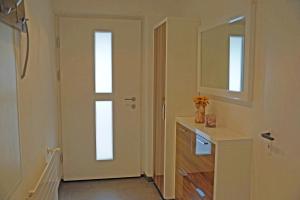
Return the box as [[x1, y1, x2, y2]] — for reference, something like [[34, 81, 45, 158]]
[[59, 17, 142, 180]]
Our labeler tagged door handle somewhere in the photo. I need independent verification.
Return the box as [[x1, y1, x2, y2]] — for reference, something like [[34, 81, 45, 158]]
[[124, 97, 136, 102]]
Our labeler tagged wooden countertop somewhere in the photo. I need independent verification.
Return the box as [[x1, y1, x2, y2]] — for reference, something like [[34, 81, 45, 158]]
[[176, 117, 252, 144]]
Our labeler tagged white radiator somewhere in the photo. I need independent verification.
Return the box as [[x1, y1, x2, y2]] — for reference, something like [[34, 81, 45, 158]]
[[27, 148, 62, 200]]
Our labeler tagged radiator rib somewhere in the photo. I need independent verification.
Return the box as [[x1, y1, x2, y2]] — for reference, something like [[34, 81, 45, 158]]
[[27, 148, 62, 200]]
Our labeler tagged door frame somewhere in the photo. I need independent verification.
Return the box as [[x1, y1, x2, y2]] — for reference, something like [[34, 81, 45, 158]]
[[55, 14, 146, 178]]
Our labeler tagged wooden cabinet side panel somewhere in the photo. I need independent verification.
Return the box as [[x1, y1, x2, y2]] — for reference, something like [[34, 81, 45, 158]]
[[153, 22, 167, 194]]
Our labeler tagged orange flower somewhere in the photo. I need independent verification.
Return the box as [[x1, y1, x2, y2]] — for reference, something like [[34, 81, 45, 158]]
[[193, 96, 209, 107]]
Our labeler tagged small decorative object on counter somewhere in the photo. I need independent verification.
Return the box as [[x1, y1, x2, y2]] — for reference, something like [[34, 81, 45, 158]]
[[205, 114, 216, 128], [193, 96, 209, 123]]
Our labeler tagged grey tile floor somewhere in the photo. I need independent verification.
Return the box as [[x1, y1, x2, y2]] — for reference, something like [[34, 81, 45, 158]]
[[59, 177, 162, 200]]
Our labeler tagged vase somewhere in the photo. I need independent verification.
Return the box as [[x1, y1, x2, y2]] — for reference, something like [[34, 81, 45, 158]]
[[195, 104, 205, 124], [205, 114, 216, 128]]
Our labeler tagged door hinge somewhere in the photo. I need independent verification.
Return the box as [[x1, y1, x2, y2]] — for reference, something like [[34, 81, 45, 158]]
[[56, 37, 60, 48], [60, 154, 63, 163]]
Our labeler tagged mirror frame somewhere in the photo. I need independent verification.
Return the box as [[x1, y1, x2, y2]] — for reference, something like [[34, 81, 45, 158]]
[[197, 2, 256, 106]]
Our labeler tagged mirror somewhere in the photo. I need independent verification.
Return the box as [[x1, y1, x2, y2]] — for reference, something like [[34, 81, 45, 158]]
[[201, 17, 245, 92], [197, 10, 255, 105]]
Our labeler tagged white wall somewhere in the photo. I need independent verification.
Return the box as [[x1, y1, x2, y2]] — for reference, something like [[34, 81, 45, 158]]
[[53, 0, 300, 199], [9, 0, 59, 199], [0, 22, 22, 200], [179, 0, 300, 199]]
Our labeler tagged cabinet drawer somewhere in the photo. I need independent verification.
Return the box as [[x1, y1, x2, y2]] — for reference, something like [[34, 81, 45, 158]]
[[177, 168, 214, 200], [176, 123, 215, 172]]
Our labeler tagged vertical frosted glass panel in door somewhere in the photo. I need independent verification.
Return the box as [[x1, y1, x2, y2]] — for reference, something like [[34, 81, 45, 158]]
[[95, 32, 113, 93], [95, 101, 113, 161]]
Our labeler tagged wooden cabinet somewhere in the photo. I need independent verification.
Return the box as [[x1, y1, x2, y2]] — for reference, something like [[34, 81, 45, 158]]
[[153, 18, 200, 199], [176, 118, 252, 200], [176, 123, 215, 200]]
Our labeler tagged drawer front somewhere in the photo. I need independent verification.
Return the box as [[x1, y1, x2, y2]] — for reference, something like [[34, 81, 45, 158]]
[[176, 123, 215, 172], [176, 123, 215, 200]]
